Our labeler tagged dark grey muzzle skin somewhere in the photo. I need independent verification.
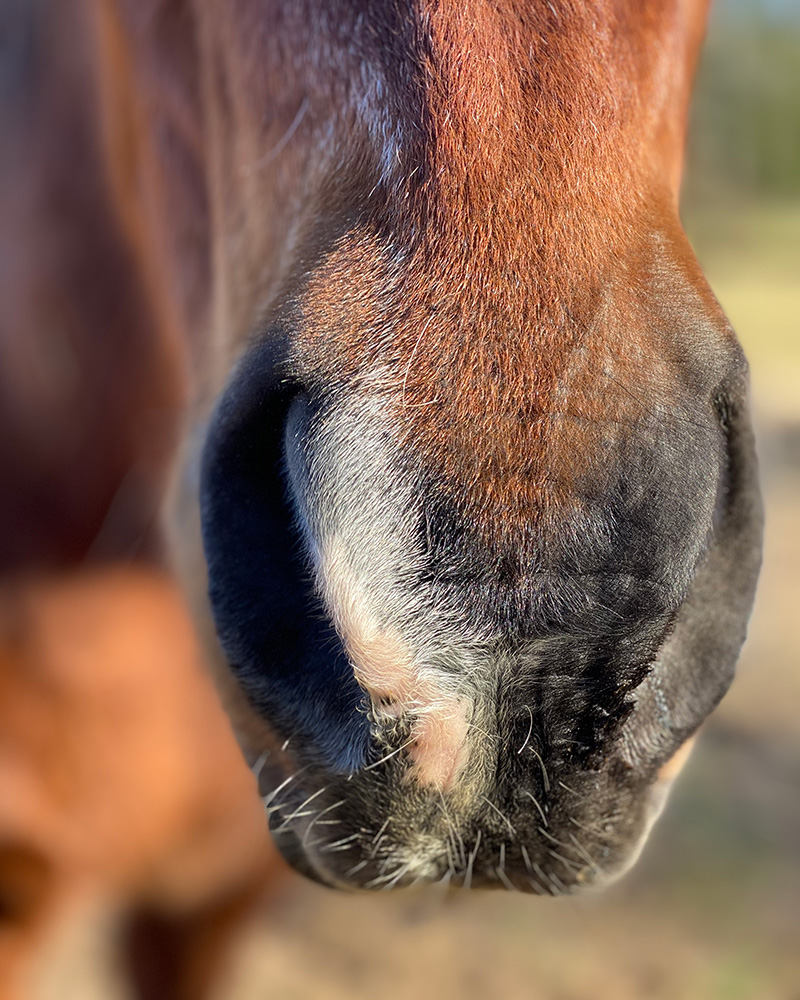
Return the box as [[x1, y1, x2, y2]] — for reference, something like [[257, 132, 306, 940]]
[[201, 326, 763, 894]]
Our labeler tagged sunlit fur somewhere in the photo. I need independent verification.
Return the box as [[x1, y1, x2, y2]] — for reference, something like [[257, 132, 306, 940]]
[[0, 0, 761, 905], [192, 0, 762, 892]]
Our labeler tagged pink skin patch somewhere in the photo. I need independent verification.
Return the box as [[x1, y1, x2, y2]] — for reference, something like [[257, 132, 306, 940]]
[[319, 541, 471, 792], [350, 640, 470, 793], [405, 698, 470, 791]]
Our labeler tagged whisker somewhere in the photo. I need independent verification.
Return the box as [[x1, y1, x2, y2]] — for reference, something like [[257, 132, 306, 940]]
[[435, 868, 454, 892], [320, 832, 361, 854], [401, 313, 436, 408], [521, 789, 548, 827], [262, 766, 308, 808], [496, 866, 518, 892], [532, 860, 559, 896], [568, 815, 603, 836], [242, 96, 309, 173], [322, 842, 358, 854], [250, 751, 270, 782], [465, 721, 500, 742], [369, 833, 389, 860], [276, 808, 318, 825], [275, 786, 328, 832], [362, 857, 408, 890], [462, 830, 482, 890], [302, 797, 346, 846], [547, 848, 580, 873], [362, 736, 417, 772], [382, 862, 413, 891], [371, 817, 391, 846], [524, 872, 548, 894], [517, 705, 534, 754], [437, 791, 466, 868], [568, 833, 603, 874], [520, 843, 534, 875], [528, 747, 550, 793], [538, 826, 578, 853], [480, 795, 516, 837]]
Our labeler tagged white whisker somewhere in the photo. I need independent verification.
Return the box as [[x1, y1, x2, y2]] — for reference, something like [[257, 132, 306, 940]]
[[302, 798, 346, 847], [480, 794, 516, 837], [517, 705, 534, 754], [462, 830, 482, 890], [522, 789, 548, 827]]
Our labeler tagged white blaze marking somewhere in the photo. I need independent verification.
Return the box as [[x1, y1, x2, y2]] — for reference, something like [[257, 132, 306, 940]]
[[320, 537, 470, 792]]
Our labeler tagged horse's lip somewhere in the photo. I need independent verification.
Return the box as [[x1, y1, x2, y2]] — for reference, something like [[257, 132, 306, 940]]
[[267, 806, 580, 893], [268, 821, 572, 893]]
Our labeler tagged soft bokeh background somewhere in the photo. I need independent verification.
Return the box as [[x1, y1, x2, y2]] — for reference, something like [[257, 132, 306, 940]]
[[35, 1, 800, 996]]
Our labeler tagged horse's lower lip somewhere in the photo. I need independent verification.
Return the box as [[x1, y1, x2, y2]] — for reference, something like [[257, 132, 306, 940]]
[[268, 817, 556, 893]]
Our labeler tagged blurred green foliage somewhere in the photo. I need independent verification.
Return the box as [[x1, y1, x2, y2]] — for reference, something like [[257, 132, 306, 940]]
[[684, 2, 800, 204]]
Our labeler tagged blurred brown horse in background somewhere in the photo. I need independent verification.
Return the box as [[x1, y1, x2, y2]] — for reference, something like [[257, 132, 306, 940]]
[[0, 0, 760, 997]]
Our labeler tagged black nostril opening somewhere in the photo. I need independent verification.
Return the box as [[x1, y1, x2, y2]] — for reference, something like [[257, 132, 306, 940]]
[[200, 334, 370, 772]]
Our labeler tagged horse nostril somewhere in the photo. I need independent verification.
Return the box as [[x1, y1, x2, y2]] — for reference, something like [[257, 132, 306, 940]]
[[201, 340, 371, 772]]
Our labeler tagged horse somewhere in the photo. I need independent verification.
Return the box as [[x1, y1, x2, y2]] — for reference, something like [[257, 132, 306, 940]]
[[0, 0, 762, 992]]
